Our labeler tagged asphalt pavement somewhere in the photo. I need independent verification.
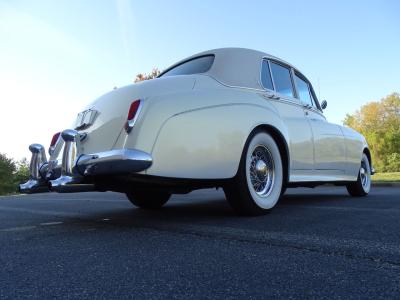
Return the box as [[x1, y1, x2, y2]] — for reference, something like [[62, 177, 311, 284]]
[[0, 186, 399, 299]]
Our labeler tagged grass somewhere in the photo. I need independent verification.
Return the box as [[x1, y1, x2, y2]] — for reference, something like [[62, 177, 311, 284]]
[[372, 172, 400, 182]]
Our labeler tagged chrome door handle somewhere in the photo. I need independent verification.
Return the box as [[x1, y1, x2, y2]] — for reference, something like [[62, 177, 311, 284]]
[[263, 93, 280, 100]]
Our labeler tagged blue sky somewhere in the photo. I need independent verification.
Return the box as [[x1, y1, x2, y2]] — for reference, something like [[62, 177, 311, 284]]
[[0, 0, 399, 160]]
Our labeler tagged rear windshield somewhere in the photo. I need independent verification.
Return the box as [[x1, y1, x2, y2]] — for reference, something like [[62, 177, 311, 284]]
[[159, 55, 215, 77]]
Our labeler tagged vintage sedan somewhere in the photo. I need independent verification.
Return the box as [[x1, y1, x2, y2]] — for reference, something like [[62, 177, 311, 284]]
[[20, 48, 374, 215]]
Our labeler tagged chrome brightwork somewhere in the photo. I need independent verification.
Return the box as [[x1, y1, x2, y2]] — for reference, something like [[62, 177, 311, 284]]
[[46, 159, 61, 180], [75, 109, 98, 130], [249, 145, 275, 197], [259, 56, 325, 117], [48, 128, 152, 192], [76, 149, 152, 176], [48, 134, 61, 156], [360, 161, 370, 190], [19, 144, 49, 193], [49, 129, 83, 190]]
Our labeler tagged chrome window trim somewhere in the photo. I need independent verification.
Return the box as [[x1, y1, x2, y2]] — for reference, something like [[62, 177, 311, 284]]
[[258, 57, 325, 118], [259, 58, 275, 91], [293, 71, 314, 107], [292, 69, 323, 112], [259, 57, 300, 103], [268, 59, 297, 99]]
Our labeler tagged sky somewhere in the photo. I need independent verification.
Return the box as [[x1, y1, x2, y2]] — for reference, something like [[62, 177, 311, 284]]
[[0, 0, 399, 161]]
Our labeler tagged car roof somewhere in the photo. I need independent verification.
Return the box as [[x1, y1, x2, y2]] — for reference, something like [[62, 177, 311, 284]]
[[162, 47, 298, 90]]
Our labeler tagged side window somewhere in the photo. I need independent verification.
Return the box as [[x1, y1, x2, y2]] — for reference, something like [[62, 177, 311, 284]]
[[261, 59, 274, 90], [270, 62, 295, 98], [294, 73, 313, 107]]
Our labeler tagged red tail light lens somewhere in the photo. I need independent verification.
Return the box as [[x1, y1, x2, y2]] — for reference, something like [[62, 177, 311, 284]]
[[50, 132, 61, 147], [127, 100, 141, 121], [48, 132, 61, 155], [125, 99, 141, 133]]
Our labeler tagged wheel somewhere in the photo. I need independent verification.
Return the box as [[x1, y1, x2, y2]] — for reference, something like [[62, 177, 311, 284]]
[[224, 131, 283, 216], [126, 189, 171, 209], [346, 153, 371, 197]]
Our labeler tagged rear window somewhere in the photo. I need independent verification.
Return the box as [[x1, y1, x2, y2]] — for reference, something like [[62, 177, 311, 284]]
[[160, 55, 215, 77]]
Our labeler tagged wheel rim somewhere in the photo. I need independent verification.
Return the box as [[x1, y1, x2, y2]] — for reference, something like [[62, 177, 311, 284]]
[[360, 160, 369, 190], [249, 145, 275, 197]]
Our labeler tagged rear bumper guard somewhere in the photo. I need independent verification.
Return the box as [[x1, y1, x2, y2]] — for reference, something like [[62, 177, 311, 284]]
[[20, 129, 152, 194]]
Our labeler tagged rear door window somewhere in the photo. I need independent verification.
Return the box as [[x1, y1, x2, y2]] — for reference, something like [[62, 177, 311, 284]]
[[270, 62, 295, 98]]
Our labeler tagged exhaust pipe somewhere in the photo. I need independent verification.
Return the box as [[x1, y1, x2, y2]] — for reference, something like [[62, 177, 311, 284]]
[[19, 144, 49, 193], [49, 129, 95, 193]]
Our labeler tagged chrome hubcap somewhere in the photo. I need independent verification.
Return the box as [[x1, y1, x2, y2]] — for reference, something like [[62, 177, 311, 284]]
[[249, 145, 274, 197], [360, 162, 369, 189]]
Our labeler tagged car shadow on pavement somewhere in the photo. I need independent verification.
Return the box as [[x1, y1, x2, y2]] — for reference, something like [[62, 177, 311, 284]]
[[51, 188, 353, 232]]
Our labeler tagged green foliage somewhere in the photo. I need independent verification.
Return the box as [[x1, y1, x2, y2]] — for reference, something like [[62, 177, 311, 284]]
[[14, 158, 30, 186], [372, 172, 400, 182], [0, 153, 17, 195], [344, 93, 400, 172], [0, 154, 30, 195]]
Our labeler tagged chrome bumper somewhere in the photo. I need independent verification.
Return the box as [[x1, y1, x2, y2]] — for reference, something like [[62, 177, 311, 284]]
[[19, 129, 152, 193]]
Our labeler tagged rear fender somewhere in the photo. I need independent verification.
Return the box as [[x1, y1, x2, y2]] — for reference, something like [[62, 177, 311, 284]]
[[147, 103, 288, 179]]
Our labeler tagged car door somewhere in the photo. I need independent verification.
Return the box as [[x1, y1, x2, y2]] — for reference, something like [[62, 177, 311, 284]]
[[293, 71, 346, 172], [260, 59, 314, 171]]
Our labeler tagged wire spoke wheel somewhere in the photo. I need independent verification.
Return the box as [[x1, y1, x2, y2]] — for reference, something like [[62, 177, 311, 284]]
[[249, 145, 275, 197], [360, 161, 369, 190]]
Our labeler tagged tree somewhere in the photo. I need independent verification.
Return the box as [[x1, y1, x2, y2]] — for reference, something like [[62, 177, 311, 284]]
[[134, 68, 160, 83], [14, 158, 30, 186], [0, 153, 17, 195], [0, 154, 31, 195], [343, 93, 400, 172]]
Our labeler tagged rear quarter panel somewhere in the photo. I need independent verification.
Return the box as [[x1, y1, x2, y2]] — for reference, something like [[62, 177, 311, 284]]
[[140, 83, 287, 179]]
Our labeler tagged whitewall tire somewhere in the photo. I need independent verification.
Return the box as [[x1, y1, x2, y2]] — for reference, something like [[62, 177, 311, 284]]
[[224, 131, 283, 215], [346, 153, 371, 197]]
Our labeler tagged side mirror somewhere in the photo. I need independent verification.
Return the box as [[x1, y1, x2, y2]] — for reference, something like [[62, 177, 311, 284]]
[[321, 100, 327, 110]]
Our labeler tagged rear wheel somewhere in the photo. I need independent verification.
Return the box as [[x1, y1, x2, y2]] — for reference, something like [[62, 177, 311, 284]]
[[224, 131, 283, 216], [126, 189, 171, 209], [346, 153, 371, 197]]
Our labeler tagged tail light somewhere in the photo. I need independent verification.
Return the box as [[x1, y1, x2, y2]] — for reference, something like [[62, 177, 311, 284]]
[[124, 99, 142, 133], [48, 132, 61, 155]]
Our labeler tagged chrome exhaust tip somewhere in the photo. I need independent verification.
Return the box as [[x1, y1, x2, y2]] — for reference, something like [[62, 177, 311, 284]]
[[19, 144, 49, 194]]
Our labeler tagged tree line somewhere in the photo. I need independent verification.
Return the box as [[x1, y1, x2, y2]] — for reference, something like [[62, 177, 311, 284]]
[[344, 93, 399, 172], [0, 154, 29, 195]]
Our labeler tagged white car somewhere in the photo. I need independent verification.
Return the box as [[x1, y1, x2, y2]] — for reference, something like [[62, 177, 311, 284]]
[[20, 48, 374, 215]]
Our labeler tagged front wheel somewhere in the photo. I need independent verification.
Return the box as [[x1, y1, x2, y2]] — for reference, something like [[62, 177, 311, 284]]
[[224, 131, 283, 216], [346, 153, 371, 197], [126, 189, 171, 209]]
